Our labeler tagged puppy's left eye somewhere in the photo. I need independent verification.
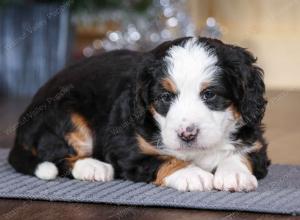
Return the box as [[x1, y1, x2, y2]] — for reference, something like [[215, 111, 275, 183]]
[[201, 90, 216, 101]]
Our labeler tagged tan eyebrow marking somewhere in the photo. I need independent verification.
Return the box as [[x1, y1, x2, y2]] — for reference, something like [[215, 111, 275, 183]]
[[161, 77, 177, 93], [200, 81, 210, 92]]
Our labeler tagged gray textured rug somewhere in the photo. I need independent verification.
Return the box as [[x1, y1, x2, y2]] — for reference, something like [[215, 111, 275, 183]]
[[0, 149, 299, 215]]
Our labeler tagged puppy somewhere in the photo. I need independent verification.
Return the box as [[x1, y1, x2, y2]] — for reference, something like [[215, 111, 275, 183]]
[[9, 37, 270, 192]]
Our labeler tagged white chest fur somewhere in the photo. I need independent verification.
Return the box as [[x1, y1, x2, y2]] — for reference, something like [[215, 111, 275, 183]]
[[162, 143, 236, 172]]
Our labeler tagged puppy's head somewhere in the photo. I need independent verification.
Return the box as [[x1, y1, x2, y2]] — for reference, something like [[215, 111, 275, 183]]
[[135, 37, 266, 151]]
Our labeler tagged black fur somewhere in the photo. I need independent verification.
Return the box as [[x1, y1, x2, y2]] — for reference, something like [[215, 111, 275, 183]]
[[9, 37, 270, 183]]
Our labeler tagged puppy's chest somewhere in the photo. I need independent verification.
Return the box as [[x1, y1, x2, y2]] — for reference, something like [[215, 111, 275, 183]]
[[164, 145, 235, 172], [192, 150, 232, 172]]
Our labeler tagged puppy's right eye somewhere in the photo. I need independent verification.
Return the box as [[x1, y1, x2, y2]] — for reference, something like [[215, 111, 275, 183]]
[[160, 92, 175, 104]]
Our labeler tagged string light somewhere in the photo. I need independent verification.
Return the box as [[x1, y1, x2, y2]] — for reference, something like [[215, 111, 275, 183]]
[[76, 0, 198, 56]]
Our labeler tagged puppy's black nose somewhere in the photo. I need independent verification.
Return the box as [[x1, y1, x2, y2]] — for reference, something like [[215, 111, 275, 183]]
[[178, 125, 199, 142]]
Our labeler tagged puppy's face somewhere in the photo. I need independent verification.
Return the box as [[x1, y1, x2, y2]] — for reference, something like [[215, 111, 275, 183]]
[[137, 37, 266, 152]]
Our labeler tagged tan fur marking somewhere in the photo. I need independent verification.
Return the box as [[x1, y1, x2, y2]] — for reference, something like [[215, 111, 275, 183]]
[[154, 158, 189, 186], [23, 144, 37, 156], [136, 134, 159, 155], [229, 104, 241, 120], [31, 147, 37, 156], [65, 155, 86, 168], [161, 78, 177, 93], [253, 141, 263, 151], [241, 156, 253, 173], [149, 104, 156, 115], [65, 113, 93, 157], [201, 81, 210, 91]]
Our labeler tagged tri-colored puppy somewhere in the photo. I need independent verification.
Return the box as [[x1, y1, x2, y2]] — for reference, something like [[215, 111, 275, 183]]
[[9, 37, 270, 192]]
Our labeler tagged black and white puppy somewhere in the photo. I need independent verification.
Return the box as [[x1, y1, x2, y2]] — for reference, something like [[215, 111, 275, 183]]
[[9, 37, 270, 192]]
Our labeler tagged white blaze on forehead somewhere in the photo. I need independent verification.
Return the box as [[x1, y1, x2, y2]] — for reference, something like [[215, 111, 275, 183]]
[[164, 38, 218, 92]]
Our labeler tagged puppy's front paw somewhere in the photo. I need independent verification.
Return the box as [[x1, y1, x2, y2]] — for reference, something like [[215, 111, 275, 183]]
[[164, 166, 214, 192], [213, 170, 258, 192], [72, 158, 114, 181]]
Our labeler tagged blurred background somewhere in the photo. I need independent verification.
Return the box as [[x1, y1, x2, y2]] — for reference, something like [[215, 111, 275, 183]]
[[0, 0, 299, 163]]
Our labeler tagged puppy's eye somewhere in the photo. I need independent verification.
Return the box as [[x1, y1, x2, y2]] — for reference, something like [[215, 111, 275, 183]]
[[160, 92, 175, 103], [201, 90, 216, 101]]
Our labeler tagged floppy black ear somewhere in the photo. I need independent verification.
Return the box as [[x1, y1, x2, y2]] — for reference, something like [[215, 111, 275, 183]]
[[235, 48, 267, 126], [133, 57, 155, 125]]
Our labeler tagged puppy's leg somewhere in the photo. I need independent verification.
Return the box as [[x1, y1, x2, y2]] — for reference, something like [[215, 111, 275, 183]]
[[64, 113, 114, 181], [154, 158, 214, 192], [111, 135, 213, 191], [10, 112, 114, 182], [213, 154, 258, 192], [70, 158, 114, 181]]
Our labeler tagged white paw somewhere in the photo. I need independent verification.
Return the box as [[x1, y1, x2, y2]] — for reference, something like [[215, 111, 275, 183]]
[[72, 158, 114, 181], [213, 170, 258, 192], [164, 165, 214, 192], [35, 162, 58, 180]]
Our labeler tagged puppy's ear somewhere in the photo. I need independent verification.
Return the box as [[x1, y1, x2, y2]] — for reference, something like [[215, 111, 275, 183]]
[[235, 48, 267, 126], [134, 57, 154, 125]]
